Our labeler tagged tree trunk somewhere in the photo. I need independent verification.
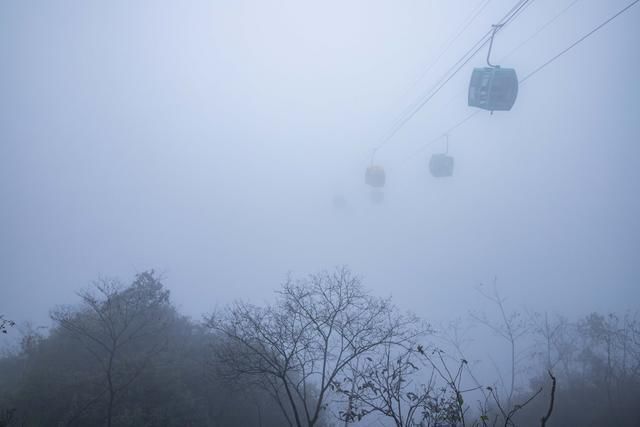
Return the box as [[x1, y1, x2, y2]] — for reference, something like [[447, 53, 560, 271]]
[[106, 351, 115, 427]]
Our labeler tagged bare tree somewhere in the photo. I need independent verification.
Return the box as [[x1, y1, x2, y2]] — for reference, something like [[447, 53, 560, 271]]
[[442, 303, 549, 427], [470, 281, 529, 408], [51, 271, 171, 427], [207, 267, 423, 427], [0, 316, 15, 335], [338, 343, 463, 427], [576, 312, 640, 419], [339, 338, 545, 427], [527, 311, 577, 380], [438, 319, 496, 425]]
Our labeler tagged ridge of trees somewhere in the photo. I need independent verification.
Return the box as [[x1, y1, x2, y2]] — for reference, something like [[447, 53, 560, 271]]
[[1, 268, 638, 426]]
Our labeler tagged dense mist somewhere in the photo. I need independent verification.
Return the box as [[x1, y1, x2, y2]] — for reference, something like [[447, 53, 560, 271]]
[[1, 0, 639, 426]]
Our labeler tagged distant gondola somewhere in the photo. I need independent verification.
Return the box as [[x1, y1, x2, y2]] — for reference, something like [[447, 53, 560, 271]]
[[365, 165, 386, 188], [429, 134, 454, 178], [429, 153, 454, 177], [332, 195, 347, 210]]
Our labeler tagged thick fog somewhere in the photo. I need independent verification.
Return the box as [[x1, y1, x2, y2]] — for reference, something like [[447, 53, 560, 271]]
[[2, 0, 639, 327]]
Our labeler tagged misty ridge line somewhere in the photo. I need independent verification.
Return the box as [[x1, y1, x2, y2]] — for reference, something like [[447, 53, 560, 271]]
[[1, 267, 639, 426]]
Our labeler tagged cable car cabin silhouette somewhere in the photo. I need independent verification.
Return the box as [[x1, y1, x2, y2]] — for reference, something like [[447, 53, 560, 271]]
[[429, 134, 454, 178], [332, 194, 347, 210], [365, 165, 386, 188], [429, 153, 454, 177], [468, 67, 518, 112], [468, 24, 518, 112]]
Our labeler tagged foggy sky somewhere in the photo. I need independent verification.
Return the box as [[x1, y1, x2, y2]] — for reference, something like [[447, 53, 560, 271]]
[[1, 0, 639, 329]]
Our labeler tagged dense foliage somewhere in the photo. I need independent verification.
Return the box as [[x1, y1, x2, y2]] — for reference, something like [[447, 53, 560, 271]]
[[0, 272, 290, 427]]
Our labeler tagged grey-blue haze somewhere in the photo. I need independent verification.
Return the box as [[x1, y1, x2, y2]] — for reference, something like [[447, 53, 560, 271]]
[[1, 0, 638, 348]]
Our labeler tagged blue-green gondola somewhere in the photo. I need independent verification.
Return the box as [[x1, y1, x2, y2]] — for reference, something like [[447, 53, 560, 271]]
[[365, 165, 386, 188], [468, 24, 518, 112], [468, 67, 518, 111]]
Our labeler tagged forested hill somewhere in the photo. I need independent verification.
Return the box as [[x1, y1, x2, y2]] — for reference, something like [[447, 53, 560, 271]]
[[1, 270, 638, 427]]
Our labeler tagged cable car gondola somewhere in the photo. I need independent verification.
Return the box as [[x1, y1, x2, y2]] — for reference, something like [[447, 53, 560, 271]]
[[429, 154, 454, 177], [468, 24, 518, 112], [365, 165, 386, 188], [332, 194, 347, 210], [429, 134, 454, 178]]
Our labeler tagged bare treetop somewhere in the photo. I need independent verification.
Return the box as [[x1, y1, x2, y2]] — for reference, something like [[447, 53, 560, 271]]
[[207, 266, 425, 427]]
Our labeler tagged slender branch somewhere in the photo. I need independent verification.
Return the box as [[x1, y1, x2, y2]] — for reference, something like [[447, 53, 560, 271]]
[[540, 370, 556, 427]]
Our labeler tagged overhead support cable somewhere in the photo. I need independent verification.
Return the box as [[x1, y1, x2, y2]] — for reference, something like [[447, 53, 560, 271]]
[[400, 0, 640, 165], [520, 0, 640, 83], [400, 0, 493, 99], [372, 0, 535, 159]]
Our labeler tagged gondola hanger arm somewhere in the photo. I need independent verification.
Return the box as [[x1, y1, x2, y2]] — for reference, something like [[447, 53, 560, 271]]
[[486, 24, 504, 68]]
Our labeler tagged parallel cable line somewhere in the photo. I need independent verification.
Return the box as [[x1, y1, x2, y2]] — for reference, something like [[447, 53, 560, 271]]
[[501, 0, 583, 63], [401, 0, 493, 99], [372, 0, 534, 159], [381, 0, 493, 147], [520, 0, 640, 83], [400, 0, 640, 166], [401, 0, 584, 162]]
